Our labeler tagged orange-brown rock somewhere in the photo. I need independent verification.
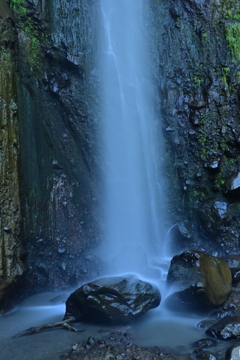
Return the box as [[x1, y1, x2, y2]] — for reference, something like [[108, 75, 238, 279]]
[[166, 250, 232, 310]]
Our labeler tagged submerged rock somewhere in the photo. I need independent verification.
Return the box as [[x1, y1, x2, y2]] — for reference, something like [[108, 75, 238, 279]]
[[165, 250, 232, 311], [190, 348, 217, 360], [192, 338, 218, 348], [64, 274, 161, 324]]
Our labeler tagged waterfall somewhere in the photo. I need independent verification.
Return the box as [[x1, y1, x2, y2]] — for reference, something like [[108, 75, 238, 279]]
[[98, 0, 166, 279]]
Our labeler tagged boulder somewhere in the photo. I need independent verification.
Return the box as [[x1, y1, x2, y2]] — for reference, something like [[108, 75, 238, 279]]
[[165, 250, 232, 310], [225, 342, 240, 360], [206, 316, 240, 340], [64, 274, 161, 324]]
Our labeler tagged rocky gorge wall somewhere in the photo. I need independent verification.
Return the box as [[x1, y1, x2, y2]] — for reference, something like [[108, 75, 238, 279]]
[[0, 0, 102, 311], [153, 0, 240, 257], [1, 0, 240, 311]]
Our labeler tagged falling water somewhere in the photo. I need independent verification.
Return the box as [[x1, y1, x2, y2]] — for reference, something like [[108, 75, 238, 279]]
[[98, 0, 166, 278]]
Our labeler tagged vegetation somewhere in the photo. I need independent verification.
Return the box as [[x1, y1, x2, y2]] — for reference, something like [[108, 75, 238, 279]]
[[8, 1, 51, 74], [225, 23, 240, 61], [9, 0, 26, 15], [222, 4, 240, 62], [222, 67, 230, 87]]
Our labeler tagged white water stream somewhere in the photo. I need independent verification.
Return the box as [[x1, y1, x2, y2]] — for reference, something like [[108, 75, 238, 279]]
[[97, 0, 166, 279]]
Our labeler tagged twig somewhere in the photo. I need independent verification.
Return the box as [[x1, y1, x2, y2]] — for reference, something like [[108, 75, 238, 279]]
[[13, 316, 84, 338]]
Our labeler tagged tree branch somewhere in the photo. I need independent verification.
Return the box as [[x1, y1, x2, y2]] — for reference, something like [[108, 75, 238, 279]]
[[13, 316, 84, 338]]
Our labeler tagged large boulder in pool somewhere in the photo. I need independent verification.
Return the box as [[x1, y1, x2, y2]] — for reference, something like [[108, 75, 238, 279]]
[[64, 274, 161, 324], [165, 250, 232, 311]]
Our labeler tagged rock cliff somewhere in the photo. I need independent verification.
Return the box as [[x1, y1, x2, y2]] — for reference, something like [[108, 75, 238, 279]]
[[153, 0, 240, 255]]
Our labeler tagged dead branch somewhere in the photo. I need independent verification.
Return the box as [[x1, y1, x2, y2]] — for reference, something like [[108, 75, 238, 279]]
[[13, 316, 84, 338]]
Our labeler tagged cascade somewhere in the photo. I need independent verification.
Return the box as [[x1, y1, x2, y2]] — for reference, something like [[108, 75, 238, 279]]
[[98, 0, 166, 278]]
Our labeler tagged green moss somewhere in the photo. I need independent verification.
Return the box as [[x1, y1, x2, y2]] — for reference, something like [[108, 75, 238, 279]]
[[222, 4, 240, 62], [226, 8, 240, 21], [222, 67, 230, 87], [225, 23, 240, 61], [9, 0, 26, 15], [30, 37, 41, 63], [193, 75, 203, 87], [215, 173, 225, 189], [192, 190, 207, 201], [9, 0, 50, 74], [202, 32, 208, 41]]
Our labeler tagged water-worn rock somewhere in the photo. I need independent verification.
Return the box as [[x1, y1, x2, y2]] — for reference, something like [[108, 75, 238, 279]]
[[206, 316, 240, 340], [225, 342, 240, 360], [165, 250, 232, 310], [64, 274, 161, 324]]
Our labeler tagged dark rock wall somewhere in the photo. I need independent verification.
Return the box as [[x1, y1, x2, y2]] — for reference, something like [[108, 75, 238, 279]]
[[151, 0, 240, 256], [0, 0, 25, 311], [0, 0, 102, 311], [14, 0, 102, 292]]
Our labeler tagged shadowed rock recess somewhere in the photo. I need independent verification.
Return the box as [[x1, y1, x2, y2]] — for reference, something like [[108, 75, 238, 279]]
[[1, 0, 240, 311]]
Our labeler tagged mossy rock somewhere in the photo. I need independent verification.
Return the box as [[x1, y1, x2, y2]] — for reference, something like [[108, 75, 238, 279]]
[[166, 250, 232, 311]]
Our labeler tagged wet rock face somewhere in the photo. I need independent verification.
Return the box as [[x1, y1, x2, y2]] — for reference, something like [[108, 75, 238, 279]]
[[225, 172, 240, 197], [166, 250, 232, 310], [206, 316, 240, 340], [1, 0, 102, 298], [64, 275, 161, 324], [166, 221, 195, 255], [198, 197, 240, 254], [152, 0, 240, 256], [0, 6, 26, 312], [224, 256, 240, 286]]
